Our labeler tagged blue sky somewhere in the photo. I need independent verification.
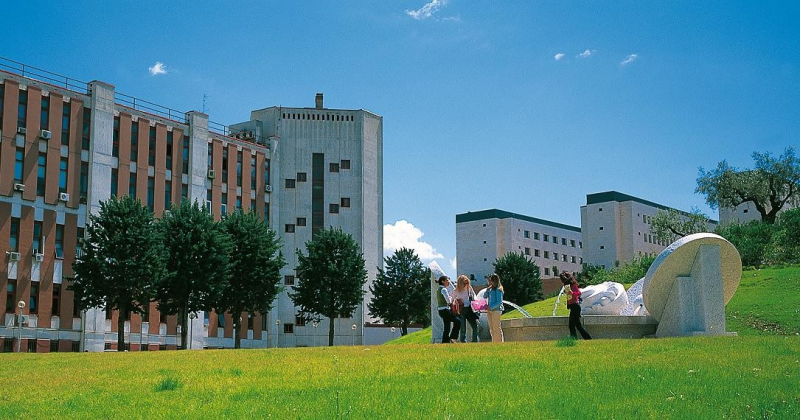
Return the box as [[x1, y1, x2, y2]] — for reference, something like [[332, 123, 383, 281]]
[[3, 1, 799, 275]]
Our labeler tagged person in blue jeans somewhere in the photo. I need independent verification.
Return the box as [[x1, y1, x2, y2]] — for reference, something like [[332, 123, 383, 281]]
[[452, 275, 479, 342], [436, 275, 461, 343], [486, 273, 504, 342]]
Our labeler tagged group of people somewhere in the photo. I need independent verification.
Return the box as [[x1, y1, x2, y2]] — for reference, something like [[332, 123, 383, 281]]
[[435, 271, 592, 343], [436, 273, 505, 343]]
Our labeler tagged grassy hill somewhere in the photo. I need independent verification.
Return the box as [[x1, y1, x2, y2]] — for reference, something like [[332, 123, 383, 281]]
[[0, 267, 797, 418]]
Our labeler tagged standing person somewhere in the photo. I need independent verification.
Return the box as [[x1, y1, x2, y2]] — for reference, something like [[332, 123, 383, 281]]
[[485, 273, 504, 343], [436, 276, 461, 344], [453, 275, 479, 343], [559, 272, 592, 340]]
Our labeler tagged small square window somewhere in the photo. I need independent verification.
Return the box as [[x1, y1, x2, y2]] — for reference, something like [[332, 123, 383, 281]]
[[341, 160, 350, 169], [285, 179, 296, 188], [552, 236, 558, 244], [743, 209, 749, 214], [483, 240, 487, 244], [330, 163, 340, 172], [523, 230, 530, 239], [483, 258, 487, 261], [295, 316, 306, 327], [297, 217, 306, 227], [534, 232, 540, 240], [579, 242, 582, 248], [482, 224, 486, 227], [283, 324, 294, 334], [285, 224, 295, 233], [543, 234, 549, 242], [553, 253, 558, 260], [544, 251, 550, 259], [599, 208, 603, 212], [562, 254, 567, 262], [534, 249, 540, 257], [341, 197, 350, 208], [571, 256, 576, 263], [524, 247, 530, 256], [544, 268, 551, 276], [600, 245, 605, 250], [284, 275, 295, 285], [297, 172, 307, 182], [329, 204, 339, 214], [599, 226, 604, 231], [561, 238, 567, 246], [570, 240, 576, 247]]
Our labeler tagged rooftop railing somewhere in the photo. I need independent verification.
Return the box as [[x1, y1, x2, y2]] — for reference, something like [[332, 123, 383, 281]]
[[0, 56, 89, 94]]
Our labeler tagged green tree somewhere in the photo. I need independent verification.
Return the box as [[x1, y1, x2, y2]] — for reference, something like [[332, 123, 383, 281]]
[[368, 248, 431, 336], [576, 263, 610, 287], [72, 196, 165, 351], [697, 147, 800, 224], [492, 252, 542, 306], [650, 207, 713, 244], [156, 201, 232, 349], [715, 221, 777, 267], [290, 227, 367, 346], [219, 210, 286, 349], [768, 207, 800, 264]]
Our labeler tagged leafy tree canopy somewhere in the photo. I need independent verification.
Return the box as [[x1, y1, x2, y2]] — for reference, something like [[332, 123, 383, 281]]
[[650, 207, 714, 244], [368, 248, 431, 335], [493, 252, 542, 306]]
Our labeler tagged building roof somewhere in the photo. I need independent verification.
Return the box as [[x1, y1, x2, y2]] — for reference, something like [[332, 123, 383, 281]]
[[585, 191, 718, 224], [455, 209, 581, 232]]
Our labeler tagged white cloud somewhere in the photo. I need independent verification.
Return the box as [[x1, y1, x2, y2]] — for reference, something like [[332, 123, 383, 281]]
[[554, 53, 565, 61], [620, 54, 638, 66], [406, 0, 447, 20], [577, 49, 592, 58], [148, 62, 167, 76], [449, 257, 457, 273], [383, 220, 444, 262]]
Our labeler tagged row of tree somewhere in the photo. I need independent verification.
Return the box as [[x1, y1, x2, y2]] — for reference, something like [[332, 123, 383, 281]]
[[72, 196, 373, 349]]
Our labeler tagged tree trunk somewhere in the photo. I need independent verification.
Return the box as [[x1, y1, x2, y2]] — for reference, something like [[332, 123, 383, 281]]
[[328, 316, 335, 346], [401, 322, 408, 336], [117, 303, 126, 352], [234, 308, 242, 349], [180, 304, 188, 350]]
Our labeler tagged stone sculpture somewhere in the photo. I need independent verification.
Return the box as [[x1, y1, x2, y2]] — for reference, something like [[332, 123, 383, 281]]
[[620, 278, 649, 316], [579, 281, 629, 315]]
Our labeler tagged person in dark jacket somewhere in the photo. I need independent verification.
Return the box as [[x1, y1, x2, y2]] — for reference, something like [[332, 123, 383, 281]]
[[436, 275, 461, 343]]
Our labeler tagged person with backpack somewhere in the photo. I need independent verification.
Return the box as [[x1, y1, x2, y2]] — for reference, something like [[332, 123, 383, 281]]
[[560, 271, 592, 340], [436, 275, 461, 344], [485, 273, 504, 342], [452, 275, 479, 343]]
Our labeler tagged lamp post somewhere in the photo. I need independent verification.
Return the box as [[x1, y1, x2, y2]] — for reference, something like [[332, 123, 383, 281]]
[[17, 300, 25, 353], [312, 321, 318, 347], [188, 312, 197, 350], [275, 319, 281, 348], [351, 323, 357, 346]]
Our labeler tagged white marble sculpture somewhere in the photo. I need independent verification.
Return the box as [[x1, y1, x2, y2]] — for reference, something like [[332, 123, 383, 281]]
[[579, 281, 630, 315], [642, 233, 741, 337], [620, 278, 650, 316]]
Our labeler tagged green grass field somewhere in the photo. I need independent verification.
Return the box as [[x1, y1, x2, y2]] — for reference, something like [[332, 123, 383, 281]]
[[1, 267, 798, 418]]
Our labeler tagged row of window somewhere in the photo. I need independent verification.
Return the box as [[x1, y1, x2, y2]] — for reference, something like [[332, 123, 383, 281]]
[[284, 160, 352, 189], [641, 232, 667, 247], [11, 146, 89, 198], [6, 217, 79, 258], [207, 144, 270, 189], [1, 338, 82, 353], [282, 113, 354, 122], [112, 116, 190, 175], [204, 189, 270, 221], [521, 230, 581, 248], [521, 247, 582, 264], [5, 281, 74, 318]]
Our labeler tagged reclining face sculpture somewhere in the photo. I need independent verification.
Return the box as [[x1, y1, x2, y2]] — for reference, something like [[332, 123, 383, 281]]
[[579, 281, 629, 315]]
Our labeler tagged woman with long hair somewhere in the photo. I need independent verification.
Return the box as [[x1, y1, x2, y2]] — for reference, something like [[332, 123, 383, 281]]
[[453, 275, 479, 342], [559, 271, 592, 340], [485, 273, 504, 342], [436, 275, 461, 343]]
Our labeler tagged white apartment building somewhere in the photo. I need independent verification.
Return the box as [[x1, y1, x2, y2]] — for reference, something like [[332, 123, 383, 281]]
[[456, 209, 583, 284], [580, 191, 718, 269], [719, 199, 799, 226], [229, 93, 383, 346]]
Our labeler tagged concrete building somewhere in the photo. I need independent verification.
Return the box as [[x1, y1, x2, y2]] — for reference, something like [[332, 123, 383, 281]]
[[456, 209, 583, 285], [0, 60, 381, 352], [719, 199, 799, 226], [580, 191, 718, 269]]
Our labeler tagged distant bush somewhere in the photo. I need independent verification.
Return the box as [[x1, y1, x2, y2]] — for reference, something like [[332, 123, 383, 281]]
[[767, 208, 800, 264], [576, 256, 655, 287], [715, 220, 777, 267]]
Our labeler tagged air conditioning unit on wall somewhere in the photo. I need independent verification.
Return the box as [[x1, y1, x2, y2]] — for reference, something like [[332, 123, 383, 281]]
[[34, 253, 44, 263], [8, 252, 21, 262], [17, 127, 27, 135], [265, 184, 272, 193], [59, 192, 70, 202], [39, 129, 52, 140], [13, 183, 25, 192], [207, 170, 216, 179]]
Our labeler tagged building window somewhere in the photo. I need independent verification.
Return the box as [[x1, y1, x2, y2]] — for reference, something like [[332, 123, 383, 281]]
[[112, 116, 119, 157], [250, 156, 257, 190], [264, 158, 270, 186], [52, 284, 61, 316], [110, 169, 118, 198], [61, 102, 71, 145], [18, 89, 27, 129], [222, 146, 229, 181], [579, 242, 582, 248], [146, 178, 155, 210], [164, 182, 172, 211], [599, 207, 603, 212], [552, 236, 558, 244], [82, 108, 91, 150], [221, 192, 227, 214], [166, 131, 173, 169], [129, 174, 137, 197], [33, 221, 43, 254], [76, 227, 85, 258], [534, 249, 540, 257], [29, 283, 39, 314], [130, 121, 139, 161], [329, 204, 339, 214], [14, 147, 24, 182], [543, 234, 549, 242], [0, 84, 3, 127], [544, 251, 549, 259], [6, 280, 16, 313], [284, 275, 295, 285], [263, 204, 270, 224], [182, 135, 190, 175], [341, 160, 350, 170], [10, 218, 20, 252], [341, 197, 350, 208], [329, 162, 339, 173], [59, 158, 68, 193], [37, 153, 47, 196], [523, 230, 530, 238], [297, 217, 306, 227], [297, 172, 307, 182], [80, 163, 89, 196], [283, 324, 294, 334], [553, 252, 558, 260], [524, 247, 531, 256], [544, 268, 550, 276], [570, 240, 576, 248], [600, 246, 605, 250], [55, 224, 64, 258], [295, 316, 306, 327], [181, 184, 188, 201], [534, 232, 540, 240], [236, 150, 243, 187], [562, 254, 567, 262], [285, 179, 296, 188], [599, 226, 604, 231], [285, 224, 295, 233], [562, 238, 567, 246], [217, 313, 226, 328], [27, 340, 37, 353], [40, 96, 49, 129]]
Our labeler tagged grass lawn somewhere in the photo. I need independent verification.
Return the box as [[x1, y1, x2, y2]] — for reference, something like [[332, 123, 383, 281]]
[[0, 267, 797, 418]]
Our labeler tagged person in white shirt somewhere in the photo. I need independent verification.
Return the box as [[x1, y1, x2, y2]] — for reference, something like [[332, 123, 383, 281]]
[[435, 276, 461, 343]]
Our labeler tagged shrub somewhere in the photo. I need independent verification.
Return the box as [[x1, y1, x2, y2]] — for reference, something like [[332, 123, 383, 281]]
[[715, 221, 777, 267], [767, 208, 800, 264]]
